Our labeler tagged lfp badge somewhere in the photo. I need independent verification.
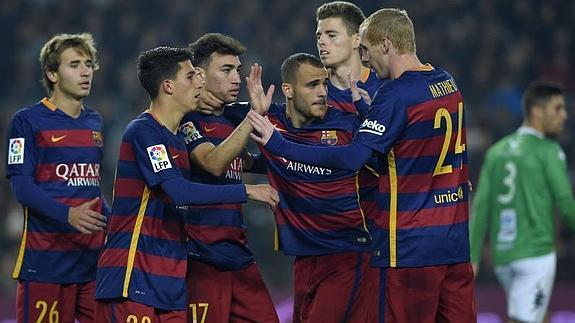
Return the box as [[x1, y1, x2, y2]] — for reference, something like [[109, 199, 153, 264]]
[[8, 138, 25, 164], [146, 144, 172, 173]]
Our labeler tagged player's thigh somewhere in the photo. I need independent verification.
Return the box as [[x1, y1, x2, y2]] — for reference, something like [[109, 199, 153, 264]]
[[230, 263, 278, 323], [95, 299, 186, 323], [16, 280, 76, 323], [437, 262, 476, 323], [75, 280, 96, 323], [187, 260, 232, 323], [299, 253, 376, 323], [499, 253, 556, 323], [385, 266, 445, 323]]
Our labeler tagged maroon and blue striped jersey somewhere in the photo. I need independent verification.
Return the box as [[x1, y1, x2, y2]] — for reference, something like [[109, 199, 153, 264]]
[[327, 66, 382, 115], [6, 98, 105, 283], [355, 65, 470, 268], [96, 111, 190, 310], [327, 67, 383, 233], [264, 103, 372, 256], [179, 112, 253, 270]]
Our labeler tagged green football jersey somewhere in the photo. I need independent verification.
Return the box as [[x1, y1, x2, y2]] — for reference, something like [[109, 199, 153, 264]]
[[470, 127, 575, 266]]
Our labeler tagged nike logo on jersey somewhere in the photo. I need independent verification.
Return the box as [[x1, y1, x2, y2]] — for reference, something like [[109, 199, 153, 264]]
[[204, 126, 216, 133], [51, 135, 67, 142], [172, 154, 180, 159], [272, 124, 287, 132]]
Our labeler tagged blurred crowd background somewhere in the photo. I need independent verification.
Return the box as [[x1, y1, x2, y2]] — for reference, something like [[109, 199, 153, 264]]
[[0, 0, 574, 321]]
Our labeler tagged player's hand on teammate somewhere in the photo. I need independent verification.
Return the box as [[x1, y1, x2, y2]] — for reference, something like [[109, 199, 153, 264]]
[[246, 63, 275, 115], [347, 72, 372, 105], [197, 89, 224, 115], [247, 110, 275, 145], [245, 184, 279, 207], [68, 197, 107, 234]]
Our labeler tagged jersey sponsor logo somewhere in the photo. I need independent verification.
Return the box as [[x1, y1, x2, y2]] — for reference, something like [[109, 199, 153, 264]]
[[147, 144, 172, 173], [8, 138, 25, 164], [279, 157, 333, 176], [92, 131, 103, 147], [358, 119, 386, 136], [179, 122, 203, 144], [320, 130, 338, 145], [50, 135, 67, 143], [56, 163, 101, 186], [433, 186, 464, 204], [224, 156, 243, 180]]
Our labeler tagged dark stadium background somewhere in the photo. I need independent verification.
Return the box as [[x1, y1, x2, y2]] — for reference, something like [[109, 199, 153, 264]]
[[0, 0, 574, 321]]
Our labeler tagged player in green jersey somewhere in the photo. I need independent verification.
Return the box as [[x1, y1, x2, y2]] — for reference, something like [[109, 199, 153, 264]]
[[470, 80, 575, 323]]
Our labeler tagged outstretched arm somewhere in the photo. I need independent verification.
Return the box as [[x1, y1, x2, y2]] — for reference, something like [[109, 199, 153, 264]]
[[189, 64, 275, 176], [247, 110, 372, 171]]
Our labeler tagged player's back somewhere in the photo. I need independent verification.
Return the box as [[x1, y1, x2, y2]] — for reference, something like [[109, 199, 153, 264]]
[[364, 65, 470, 268], [480, 128, 561, 265]]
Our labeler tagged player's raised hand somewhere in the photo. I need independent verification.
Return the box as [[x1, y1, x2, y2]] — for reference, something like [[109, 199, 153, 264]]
[[247, 110, 275, 145], [347, 72, 372, 105], [245, 184, 279, 207], [198, 90, 224, 115], [68, 197, 107, 234], [246, 63, 275, 115]]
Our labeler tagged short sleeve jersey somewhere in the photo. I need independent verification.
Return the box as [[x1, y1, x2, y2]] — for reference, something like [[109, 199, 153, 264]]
[[179, 112, 253, 270]]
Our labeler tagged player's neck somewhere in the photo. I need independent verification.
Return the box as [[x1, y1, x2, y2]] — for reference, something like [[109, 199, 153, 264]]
[[286, 102, 314, 128], [390, 54, 424, 79], [329, 56, 364, 90], [523, 120, 544, 133], [149, 100, 185, 134], [49, 91, 83, 118]]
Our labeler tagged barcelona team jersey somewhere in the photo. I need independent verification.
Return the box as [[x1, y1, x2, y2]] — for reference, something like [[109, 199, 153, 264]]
[[5, 98, 105, 283], [263, 103, 372, 256], [355, 65, 470, 268], [327, 66, 382, 115], [96, 111, 190, 310], [179, 112, 254, 270], [328, 67, 383, 229]]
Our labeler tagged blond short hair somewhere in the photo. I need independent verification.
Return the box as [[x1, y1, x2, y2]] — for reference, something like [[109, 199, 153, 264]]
[[360, 8, 416, 55], [39, 33, 99, 94]]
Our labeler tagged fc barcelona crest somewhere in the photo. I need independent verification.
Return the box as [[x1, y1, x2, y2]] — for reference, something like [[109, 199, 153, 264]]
[[92, 131, 103, 147], [320, 130, 338, 145]]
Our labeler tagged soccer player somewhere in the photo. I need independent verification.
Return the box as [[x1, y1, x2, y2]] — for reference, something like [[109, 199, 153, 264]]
[[247, 8, 476, 322], [470, 81, 575, 323], [94, 47, 278, 322], [179, 33, 278, 323], [316, 1, 382, 116], [316, 1, 383, 228], [257, 53, 377, 322], [5, 32, 107, 323]]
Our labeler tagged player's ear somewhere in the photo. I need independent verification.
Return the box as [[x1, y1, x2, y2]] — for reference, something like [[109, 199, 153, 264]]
[[351, 33, 361, 50], [46, 70, 58, 83], [282, 83, 293, 99], [162, 79, 175, 95]]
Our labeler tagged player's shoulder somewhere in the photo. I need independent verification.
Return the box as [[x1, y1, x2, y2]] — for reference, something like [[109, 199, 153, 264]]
[[323, 108, 359, 127], [124, 112, 160, 136], [82, 105, 103, 120], [11, 100, 50, 121]]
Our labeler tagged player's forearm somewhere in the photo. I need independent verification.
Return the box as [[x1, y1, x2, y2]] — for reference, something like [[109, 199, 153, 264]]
[[204, 118, 253, 176], [244, 152, 268, 174], [354, 98, 370, 119], [160, 177, 247, 205], [265, 131, 371, 171], [10, 175, 70, 223]]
